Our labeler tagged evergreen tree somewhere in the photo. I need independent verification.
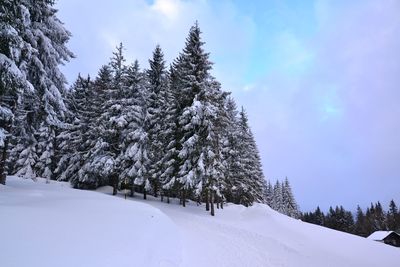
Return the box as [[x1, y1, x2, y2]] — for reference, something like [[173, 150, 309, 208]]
[[130, 88, 151, 200], [364, 205, 374, 235], [55, 75, 91, 183], [146, 45, 167, 197], [72, 65, 114, 189], [118, 60, 151, 198], [354, 205, 368, 236], [314, 206, 325, 225], [387, 200, 399, 231], [5, 0, 73, 179], [373, 202, 387, 231], [220, 97, 238, 202], [35, 122, 56, 182], [172, 22, 214, 208], [282, 177, 300, 218], [272, 181, 283, 212], [159, 64, 179, 202], [232, 108, 266, 206], [0, 2, 27, 183], [265, 181, 274, 207]]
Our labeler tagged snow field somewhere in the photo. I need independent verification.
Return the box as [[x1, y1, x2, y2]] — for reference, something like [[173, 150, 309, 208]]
[[1, 176, 399, 267]]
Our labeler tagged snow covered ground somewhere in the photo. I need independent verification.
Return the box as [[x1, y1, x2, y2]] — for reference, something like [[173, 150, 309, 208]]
[[1, 176, 399, 267]]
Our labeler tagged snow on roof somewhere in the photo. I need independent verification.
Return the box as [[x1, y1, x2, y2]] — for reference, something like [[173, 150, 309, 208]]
[[367, 231, 399, 240]]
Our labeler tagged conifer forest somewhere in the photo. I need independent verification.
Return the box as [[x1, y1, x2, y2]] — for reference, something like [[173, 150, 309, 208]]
[[0, 0, 300, 217]]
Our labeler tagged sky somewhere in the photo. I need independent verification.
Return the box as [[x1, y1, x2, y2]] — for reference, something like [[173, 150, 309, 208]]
[[55, 0, 400, 211]]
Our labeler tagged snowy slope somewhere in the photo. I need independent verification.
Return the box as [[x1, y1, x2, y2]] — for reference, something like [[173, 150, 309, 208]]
[[0, 177, 181, 267], [1, 177, 399, 267]]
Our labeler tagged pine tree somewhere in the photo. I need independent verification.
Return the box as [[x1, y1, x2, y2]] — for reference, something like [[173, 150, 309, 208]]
[[146, 45, 167, 198], [354, 205, 368, 236], [222, 97, 241, 204], [72, 65, 114, 189], [118, 60, 151, 198], [131, 87, 151, 200], [374, 202, 387, 231], [35, 122, 56, 182], [159, 64, 179, 202], [0, 5, 27, 183], [55, 75, 91, 182], [5, 0, 73, 179], [387, 200, 399, 231], [95, 43, 129, 192], [265, 181, 274, 207], [0, 1, 32, 183], [272, 181, 283, 212], [282, 177, 300, 218], [172, 22, 214, 208], [9, 96, 38, 179], [195, 77, 228, 215], [314, 206, 325, 225], [233, 108, 267, 206]]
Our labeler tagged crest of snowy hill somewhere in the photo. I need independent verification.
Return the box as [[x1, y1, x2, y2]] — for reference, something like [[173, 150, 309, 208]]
[[1, 177, 399, 267]]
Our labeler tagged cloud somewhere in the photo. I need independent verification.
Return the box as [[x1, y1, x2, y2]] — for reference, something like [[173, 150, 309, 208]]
[[246, 0, 400, 210], [151, 0, 181, 21], [56, 0, 255, 89]]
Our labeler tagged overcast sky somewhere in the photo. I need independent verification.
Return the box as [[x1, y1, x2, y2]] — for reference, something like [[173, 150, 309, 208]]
[[56, 0, 400, 211]]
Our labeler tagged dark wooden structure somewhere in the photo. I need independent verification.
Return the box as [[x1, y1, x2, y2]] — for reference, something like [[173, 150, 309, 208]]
[[368, 231, 400, 247], [381, 232, 400, 247]]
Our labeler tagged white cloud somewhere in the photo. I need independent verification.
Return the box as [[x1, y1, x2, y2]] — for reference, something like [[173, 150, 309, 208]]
[[249, 0, 400, 210], [151, 0, 181, 21], [56, 0, 255, 89]]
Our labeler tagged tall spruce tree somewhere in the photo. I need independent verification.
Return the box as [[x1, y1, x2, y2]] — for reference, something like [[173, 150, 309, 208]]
[[159, 64, 179, 202], [0, 0, 29, 184], [4, 0, 73, 180], [272, 180, 283, 212], [118, 60, 151, 198], [354, 205, 368, 236], [146, 45, 167, 197], [220, 97, 240, 204], [282, 177, 300, 218], [234, 108, 267, 206], [387, 200, 399, 231], [55, 75, 91, 182], [72, 65, 114, 189], [172, 22, 213, 207]]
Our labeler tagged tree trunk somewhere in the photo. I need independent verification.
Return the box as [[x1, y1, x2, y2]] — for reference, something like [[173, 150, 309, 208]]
[[210, 190, 215, 216], [221, 198, 224, 209], [0, 138, 8, 185], [217, 198, 220, 209], [143, 188, 147, 200], [161, 191, 164, 202], [205, 189, 210, 211], [112, 185, 117, 195], [130, 184, 134, 197], [167, 191, 170, 204], [154, 183, 158, 198], [182, 188, 186, 207]]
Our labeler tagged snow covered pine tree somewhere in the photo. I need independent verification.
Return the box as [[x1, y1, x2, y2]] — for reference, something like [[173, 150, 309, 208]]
[[1, 0, 73, 182]]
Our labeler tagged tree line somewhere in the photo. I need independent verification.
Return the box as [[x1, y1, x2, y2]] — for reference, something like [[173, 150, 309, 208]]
[[302, 200, 400, 236], [1, 0, 289, 216]]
